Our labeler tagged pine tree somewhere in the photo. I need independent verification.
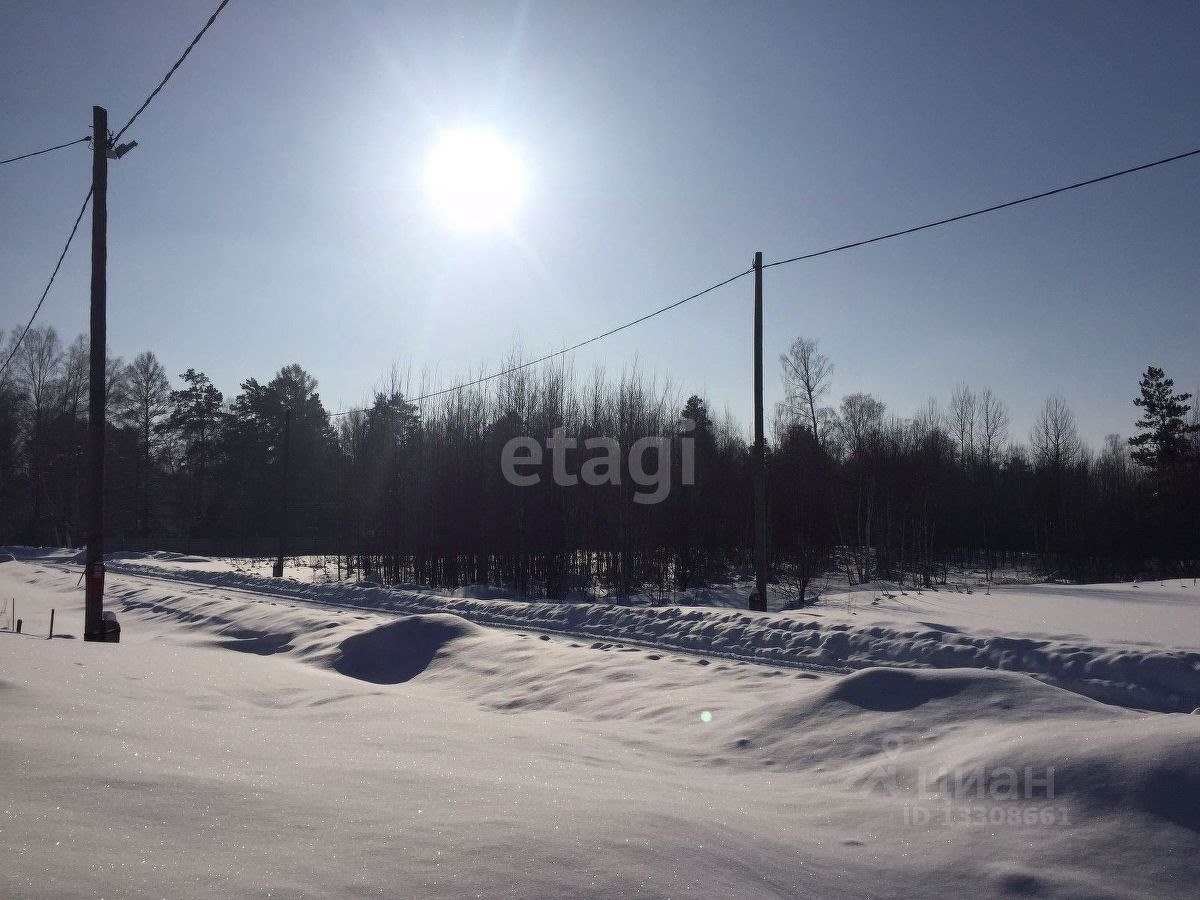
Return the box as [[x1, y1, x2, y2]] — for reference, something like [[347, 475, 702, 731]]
[[1128, 366, 1199, 469], [163, 369, 225, 535]]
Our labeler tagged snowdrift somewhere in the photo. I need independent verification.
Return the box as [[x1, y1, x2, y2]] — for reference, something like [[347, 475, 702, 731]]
[[66, 552, 1200, 713], [110, 576, 1200, 844], [6, 559, 1200, 898], [726, 666, 1200, 836], [329, 614, 483, 683]]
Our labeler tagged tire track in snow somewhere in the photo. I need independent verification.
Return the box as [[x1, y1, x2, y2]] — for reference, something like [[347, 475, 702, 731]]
[[46, 561, 853, 677], [41, 559, 1200, 712]]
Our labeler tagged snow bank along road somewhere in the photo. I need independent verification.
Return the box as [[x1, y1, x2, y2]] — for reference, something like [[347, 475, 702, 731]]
[[35, 549, 1200, 714], [3, 554, 1200, 898]]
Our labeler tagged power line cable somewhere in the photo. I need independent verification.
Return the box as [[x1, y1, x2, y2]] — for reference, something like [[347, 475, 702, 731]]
[[1, 1, 232, 377], [0, 188, 93, 382], [1, 1, 231, 386], [112, 0, 233, 142], [0, 136, 90, 168], [327, 145, 1200, 417], [328, 267, 753, 416], [763, 147, 1200, 269]]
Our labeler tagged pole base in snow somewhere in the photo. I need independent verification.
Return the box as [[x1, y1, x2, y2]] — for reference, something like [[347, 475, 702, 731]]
[[85, 611, 120, 643]]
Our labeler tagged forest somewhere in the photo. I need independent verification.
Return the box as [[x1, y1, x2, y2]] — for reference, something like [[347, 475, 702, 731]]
[[1, 325, 1197, 600]]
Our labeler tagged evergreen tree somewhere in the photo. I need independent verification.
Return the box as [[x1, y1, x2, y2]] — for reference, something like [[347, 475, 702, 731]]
[[670, 395, 716, 589], [217, 364, 334, 542], [163, 369, 225, 536], [1128, 366, 1199, 469]]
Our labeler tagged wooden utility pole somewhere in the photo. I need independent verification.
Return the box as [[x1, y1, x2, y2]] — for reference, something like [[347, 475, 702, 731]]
[[83, 106, 108, 641], [273, 407, 292, 578], [751, 251, 768, 612]]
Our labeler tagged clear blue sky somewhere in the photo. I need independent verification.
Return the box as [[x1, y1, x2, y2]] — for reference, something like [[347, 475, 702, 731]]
[[3, 0, 1198, 449]]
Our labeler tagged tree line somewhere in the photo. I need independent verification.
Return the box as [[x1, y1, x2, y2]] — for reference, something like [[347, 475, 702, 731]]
[[1, 324, 1196, 599]]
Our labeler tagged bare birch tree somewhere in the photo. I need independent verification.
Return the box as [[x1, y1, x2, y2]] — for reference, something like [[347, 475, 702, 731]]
[[779, 337, 832, 447]]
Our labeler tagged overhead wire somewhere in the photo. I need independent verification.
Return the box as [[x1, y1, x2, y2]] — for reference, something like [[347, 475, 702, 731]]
[[2, 0, 233, 379], [0, 136, 90, 168], [327, 267, 753, 416], [0, 189, 93, 381], [112, 0, 233, 142], [327, 145, 1200, 417], [763, 147, 1200, 269], [4, 0, 1197, 417]]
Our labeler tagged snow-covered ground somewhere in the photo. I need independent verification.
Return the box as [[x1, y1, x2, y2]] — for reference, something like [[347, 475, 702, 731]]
[[3, 551, 1200, 897], [12, 548, 1199, 714]]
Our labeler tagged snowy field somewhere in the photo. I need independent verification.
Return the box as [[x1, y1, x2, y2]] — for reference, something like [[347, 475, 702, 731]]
[[16, 548, 1200, 714], [3, 550, 1200, 898]]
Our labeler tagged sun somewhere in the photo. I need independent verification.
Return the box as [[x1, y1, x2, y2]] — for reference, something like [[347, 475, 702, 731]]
[[423, 129, 527, 231]]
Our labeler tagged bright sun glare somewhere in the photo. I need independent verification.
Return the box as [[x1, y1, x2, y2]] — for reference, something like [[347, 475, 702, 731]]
[[423, 129, 527, 231]]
